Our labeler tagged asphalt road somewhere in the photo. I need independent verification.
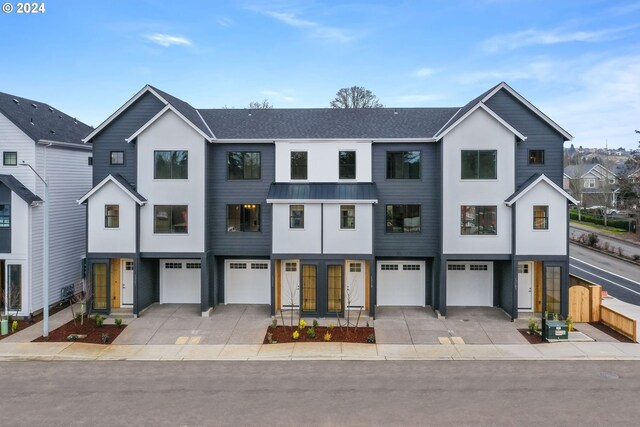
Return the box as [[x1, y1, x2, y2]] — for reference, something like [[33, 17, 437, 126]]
[[570, 243, 640, 305], [1, 361, 639, 426]]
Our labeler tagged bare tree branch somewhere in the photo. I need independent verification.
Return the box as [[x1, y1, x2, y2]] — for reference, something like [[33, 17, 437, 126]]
[[330, 86, 383, 108]]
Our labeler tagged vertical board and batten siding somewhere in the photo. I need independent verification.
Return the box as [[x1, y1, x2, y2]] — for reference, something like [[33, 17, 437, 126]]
[[30, 145, 92, 311], [372, 143, 440, 257], [484, 89, 566, 188], [208, 143, 274, 256], [91, 92, 165, 186]]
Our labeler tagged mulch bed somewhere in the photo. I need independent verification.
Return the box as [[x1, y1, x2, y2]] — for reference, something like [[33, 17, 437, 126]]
[[0, 301, 71, 341], [518, 329, 545, 344], [32, 315, 126, 344], [589, 322, 635, 343], [265, 325, 375, 344]]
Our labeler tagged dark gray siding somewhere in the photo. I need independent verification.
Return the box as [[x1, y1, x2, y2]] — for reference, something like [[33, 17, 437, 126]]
[[495, 260, 515, 318], [484, 89, 565, 188], [373, 143, 439, 257], [92, 92, 165, 186], [136, 257, 158, 315], [208, 143, 274, 256], [0, 182, 10, 253]]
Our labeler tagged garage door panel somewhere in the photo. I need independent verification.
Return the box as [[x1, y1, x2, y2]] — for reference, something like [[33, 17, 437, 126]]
[[225, 260, 271, 304], [446, 262, 493, 306], [161, 259, 201, 304], [377, 261, 425, 306]]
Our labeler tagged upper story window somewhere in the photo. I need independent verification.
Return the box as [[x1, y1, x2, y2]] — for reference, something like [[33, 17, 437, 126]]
[[104, 205, 119, 228], [110, 151, 124, 165], [339, 151, 356, 179], [228, 152, 261, 180], [340, 205, 355, 229], [609, 177, 616, 184], [154, 151, 188, 179], [583, 178, 595, 188], [461, 150, 497, 179], [528, 150, 544, 165], [227, 204, 261, 232], [290, 205, 304, 229], [386, 204, 420, 233], [154, 205, 188, 234], [291, 152, 307, 180], [0, 204, 10, 228], [533, 205, 549, 230], [386, 151, 420, 179], [460, 205, 497, 235], [3, 152, 17, 166]]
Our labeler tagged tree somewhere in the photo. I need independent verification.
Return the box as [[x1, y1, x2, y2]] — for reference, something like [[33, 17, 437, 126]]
[[247, 99, 273, 109], [330, 86, 383, 108]]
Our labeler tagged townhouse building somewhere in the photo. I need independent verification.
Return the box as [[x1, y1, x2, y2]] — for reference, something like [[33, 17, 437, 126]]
[[79, 82, 576, 320]]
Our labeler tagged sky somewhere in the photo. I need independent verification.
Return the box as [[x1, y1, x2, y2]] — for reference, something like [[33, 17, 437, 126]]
[[1, 0, 639, 149]]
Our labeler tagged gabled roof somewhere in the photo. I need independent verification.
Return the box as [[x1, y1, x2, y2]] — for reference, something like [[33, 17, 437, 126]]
[[0, 174, 42, 205], [267, 183, 378, 203], [564, 164, 618, 179], [433, 102, 526, 141], [505, 173, 578, 206], [77, 174, 147, 205], [0, 91, 92, 145]]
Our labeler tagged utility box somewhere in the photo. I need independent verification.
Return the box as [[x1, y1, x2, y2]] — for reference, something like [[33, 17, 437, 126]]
[[545, 320, 568, 341]]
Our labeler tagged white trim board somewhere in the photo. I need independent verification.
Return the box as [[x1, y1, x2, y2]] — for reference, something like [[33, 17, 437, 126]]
[[77, 174, 146, 205]]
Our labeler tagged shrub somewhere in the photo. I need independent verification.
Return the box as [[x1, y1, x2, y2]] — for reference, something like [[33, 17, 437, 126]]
[[307, 327, 316, 339], [367, 334, 376, 343], [74, 312, 83, 322], [114, 318, 123, 328], [266, 332, 277, 344], [101, 333, 110, 343], [324, 332, 332, 342], [327, 322, 334, 331], [292, 330, 300, 340], [67, 334, 79, 342], [570, 210, 632, 231], [528, 318, 538, 335], [587, 233, 599, 247], [94, 314, 104, 327], [271, 317, 278, 328], [312, 319, 319, 328], [11, 320, 18, 333], [299, 319, 307, 329]]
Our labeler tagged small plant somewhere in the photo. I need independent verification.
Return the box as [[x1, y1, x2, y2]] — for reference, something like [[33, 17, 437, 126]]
[[94, 314, 104, 327], [587, 232, 599, 247], [327, 322, 334, 331], [634, 254, 640, 262], [527, 318, 538, 335], [11, 320, 18, 333], [114, 318, 123, 328], [367, 334, 376, 343], [101, 333, 110, 343], [312, 319, 319, 328], [292, 330, 300, 340], [366, 321, 370, 327], [271, 317, 278, 328], [266, 332, 278, 344], [566, 315, 573, 332], [323, 331, 332, 342], [67, 334, 79, 342], [299, 319, 307, 330], [74, 312, 83, 323], [307, 327, 316, 339]]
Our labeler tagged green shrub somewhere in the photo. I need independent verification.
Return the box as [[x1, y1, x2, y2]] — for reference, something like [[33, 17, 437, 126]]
[[307, 327, 316, 339], [114, 318, 123, 328], [101, 333, 110, 344], [587, 232, 599, 247], [67, 334, 79, 341], [94, 314, 104, 327], [312, 319, 319, 328], [570, 211, 632, 231], [271, 317, 278, 328], [527, 318, 538, 335], [367, 334, 376, 343]]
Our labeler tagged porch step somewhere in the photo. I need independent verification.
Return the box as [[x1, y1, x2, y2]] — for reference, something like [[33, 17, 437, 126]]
[[109, 308, 135, 319]]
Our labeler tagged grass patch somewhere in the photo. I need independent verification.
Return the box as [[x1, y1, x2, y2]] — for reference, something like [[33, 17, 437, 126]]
[[570, 220, 627, 235]]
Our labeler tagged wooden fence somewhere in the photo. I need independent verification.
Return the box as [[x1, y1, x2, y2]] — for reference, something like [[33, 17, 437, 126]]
[[601, 306, 637, 343]]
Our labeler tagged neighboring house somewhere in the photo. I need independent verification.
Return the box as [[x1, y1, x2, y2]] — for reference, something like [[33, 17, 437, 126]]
[[0, 92, 92, 317], [563, 164, 619, 208], [79, 82, 576, 320]]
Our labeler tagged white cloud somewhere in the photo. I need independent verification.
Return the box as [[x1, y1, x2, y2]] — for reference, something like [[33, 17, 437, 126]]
[[217, 17, 234, 27], [482, 26, 636, 52], [144, 33, 192, 47], [263, 11, 353, 43], [261, 90, 295, 102], [414, 68, 434, 78]]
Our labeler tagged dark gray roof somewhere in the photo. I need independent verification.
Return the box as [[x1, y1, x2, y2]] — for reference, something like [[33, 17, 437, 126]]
[[563, 164, 594, 178], [197, 107, 459, 139], [504, 173, 542, 204], [149, 86, 213, 138], [0, 91, 92, 145], [267, 183, 377, 200], [434, 83, 501, 137], [0, 174, 42, 204], [112, 174, 147, 202]]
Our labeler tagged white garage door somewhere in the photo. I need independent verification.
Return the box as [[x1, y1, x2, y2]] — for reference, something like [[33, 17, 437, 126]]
[[377, 261, 425, 306], [225, 260, 271, 304], [160, 259, 201, 304], [446, 262, 493, 306]]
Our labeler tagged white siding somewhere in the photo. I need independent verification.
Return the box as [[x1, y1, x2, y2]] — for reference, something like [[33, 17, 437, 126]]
[[515, 181, 568, 256], [0, 112, 37, 192], [138, 111, 206, 253], [272, 203, 321, 254], [442, 108, 515, 255], [322, 203, 373, 254], [87, 181, 137, 254], [274, 141, 372, 182]]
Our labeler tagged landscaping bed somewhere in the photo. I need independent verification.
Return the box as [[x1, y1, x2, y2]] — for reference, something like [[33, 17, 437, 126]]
[[589, 322, 635, 343], [32, 315, 126, 344], [265, 324, 375, 344], [0, 301, 71, 341]]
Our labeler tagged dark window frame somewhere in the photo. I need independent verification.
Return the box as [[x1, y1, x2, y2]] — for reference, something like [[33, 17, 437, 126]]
[[533, 205, 549, 230], [153, 205, 188, 234], [528, 149, 545, 165], [227, 151, 261, 180], [339, 151, 356, 180], [340, 205, 355, 229], [3, 151, 17, 166], [289, 205, 304, 229], [154, 150, 188, 180], [104, 204, 119, 229], [290, 151, 308, 180], [460, 205, 497, 235], [226, 204, 261, 232], [385, 204, 421, 233], [110, 151, 124, 165], [0, 204, 10, 228], [386, 151, 421, 179], [461, 150, 497, 179]]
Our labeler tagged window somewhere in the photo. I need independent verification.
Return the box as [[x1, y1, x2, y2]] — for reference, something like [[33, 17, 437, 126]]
[[110, 151, 124, 165], [291, 152, 307, 180], [447, 264, 465, 271], [545, 266, 562, 315], [584, 178, 595, 188], [164, 262, 183, 269], [0, 204, 10, 228], [285, 262, 297, 272], [251, 263, 269, 269], [461, 150, 497, 179], [227, 204, 260, 232], [349, 263, 362, 273], [339, 151, 356, 179], [533, 205, 549, 230], [386, 151, 420, 179], [186, 262, 201, 269], [88, 157, 93, 166], [403, 264, 421, 271], [386, 205, 421, 233], [104, 205, 119, 228], [340, 205, 355, 229], [380, 264, 398, 271], [3, 152, 17, 166], [290, 205, 304, 228], [470, 264, 488, 271], [229, 263, 247, 269], [154, 205, 188, 233], [528, 150, 544, 165], [154, 150, 188, 179], [228, 152, 261, 179], [460, 206, 497, 235]]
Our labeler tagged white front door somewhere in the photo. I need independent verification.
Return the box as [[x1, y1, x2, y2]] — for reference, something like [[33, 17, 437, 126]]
[[281, 260, 300, 310], [121, 259, 134, 306], [345, 261, 365, 309], [517, 262, 533, 310]]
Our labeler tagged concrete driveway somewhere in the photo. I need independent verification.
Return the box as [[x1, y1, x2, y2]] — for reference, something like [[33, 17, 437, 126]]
[[113, 304, 271, 345]]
